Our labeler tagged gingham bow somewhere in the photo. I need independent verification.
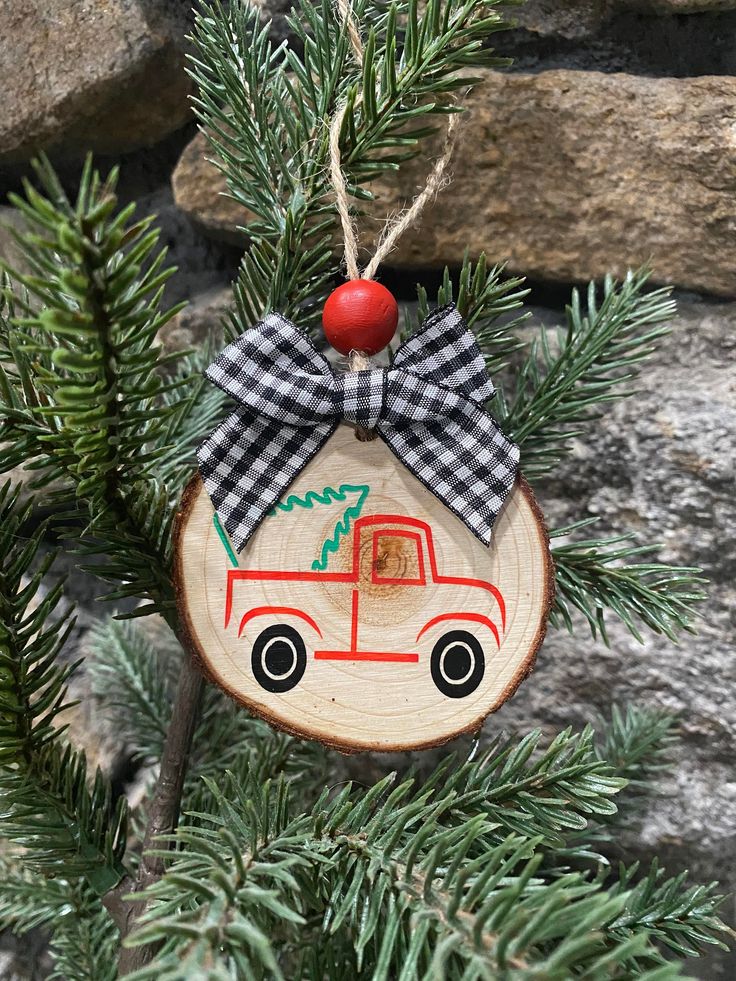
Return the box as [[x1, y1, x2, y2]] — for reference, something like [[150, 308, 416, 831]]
[[197, 304, 519, 553]]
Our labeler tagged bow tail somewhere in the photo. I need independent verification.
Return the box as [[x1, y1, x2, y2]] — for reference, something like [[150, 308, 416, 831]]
[[378, 411, 520, 547], [197, 407, 337, 553]]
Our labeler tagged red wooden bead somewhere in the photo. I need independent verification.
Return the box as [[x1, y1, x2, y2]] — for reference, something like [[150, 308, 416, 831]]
[[322, 280, 399, 356]]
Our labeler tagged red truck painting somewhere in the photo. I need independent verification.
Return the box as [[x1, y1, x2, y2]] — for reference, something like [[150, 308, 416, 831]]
[[224, 513, 506, 699]]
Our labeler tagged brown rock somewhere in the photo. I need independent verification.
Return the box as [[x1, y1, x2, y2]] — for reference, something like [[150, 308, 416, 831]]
[[513, 1, 608, 38], [0, 0, 193, 164], [173, 70, 736, 298], [172, 136, 247, 246]]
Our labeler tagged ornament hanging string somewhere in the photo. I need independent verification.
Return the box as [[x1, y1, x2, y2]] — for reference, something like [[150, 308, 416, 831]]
[[329, 0, 461, 286]]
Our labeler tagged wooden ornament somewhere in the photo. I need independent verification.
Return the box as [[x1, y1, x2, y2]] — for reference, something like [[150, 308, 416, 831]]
[[174, 425, 553, 753]]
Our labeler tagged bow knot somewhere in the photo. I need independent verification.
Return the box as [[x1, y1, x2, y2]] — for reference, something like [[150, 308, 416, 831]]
[[333, 369, 387, 429], [198, 304, 519, 553]]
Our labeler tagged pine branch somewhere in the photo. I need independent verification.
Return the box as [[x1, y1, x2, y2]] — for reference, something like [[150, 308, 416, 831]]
[[0, 156, 185, 623], [0, 161, 212, 934], [497, 270, 675, 479], [0, 854, 76, 934], [0, 856, 118, 981], [87, 617, 329, 808], [548, 706, 680, 869], [550, 520, 706, 644], [46, 884, 118, 981], [0, 483, 128, 895], [122, 763, 700, 980], [154, 340, 228, 489], [608, 861, 731, 964], [1, 741, 128, 895], [410, 726, 624, 847], [189, 0, 516, 332], [596, 704, 678, 789], [88, 619, 179, 763], [0, 484, 75, 759]]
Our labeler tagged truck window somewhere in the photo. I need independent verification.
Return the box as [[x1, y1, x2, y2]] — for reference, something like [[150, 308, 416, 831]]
[[371, 530, 426, 585]]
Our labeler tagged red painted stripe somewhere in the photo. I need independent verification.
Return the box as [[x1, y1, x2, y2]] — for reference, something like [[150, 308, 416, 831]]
[[416, 612, 500, 647], [314, 650, 419, 663], [238, 607, 322, 638], [350, 589, 359, 651], [228, 569, 356, 583], [433, 577, 506, 630]]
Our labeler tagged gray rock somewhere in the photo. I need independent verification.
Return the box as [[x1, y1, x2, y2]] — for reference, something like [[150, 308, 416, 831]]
[[0, 0, 194, 165], [496, 294, 736, 977], [158, 284, 233, 353], [516, 0, 736, 31], [622, 1, 736, 9]]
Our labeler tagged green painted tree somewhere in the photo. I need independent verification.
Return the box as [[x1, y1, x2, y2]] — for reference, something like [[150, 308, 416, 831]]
[[0, 0, 730, 977]]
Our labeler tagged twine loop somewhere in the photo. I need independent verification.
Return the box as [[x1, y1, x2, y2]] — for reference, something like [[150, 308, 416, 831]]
[[330, 0, 461, 284]]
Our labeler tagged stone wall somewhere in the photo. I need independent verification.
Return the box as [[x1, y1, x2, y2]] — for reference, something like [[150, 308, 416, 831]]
[[1, 2, 734, 977]]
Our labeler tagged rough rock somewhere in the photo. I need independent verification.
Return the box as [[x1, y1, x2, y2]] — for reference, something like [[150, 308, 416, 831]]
[[512, 1, 609, 38], [497, 295, 736, 977], [158, 284, 234, 352], [622, 1, 736, 9], [0, 0, 193, 164], [516, 0, 736, 31], [172, 69, 736, 298], [172, 136, 246, 246]]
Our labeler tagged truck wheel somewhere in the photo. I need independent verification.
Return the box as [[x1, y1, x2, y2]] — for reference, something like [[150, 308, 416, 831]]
[[430, 630, 485, 698], [251, 624, 307, 693]]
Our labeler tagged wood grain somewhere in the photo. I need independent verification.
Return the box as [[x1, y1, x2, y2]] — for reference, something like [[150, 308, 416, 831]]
[[174, 425, 554, 753]]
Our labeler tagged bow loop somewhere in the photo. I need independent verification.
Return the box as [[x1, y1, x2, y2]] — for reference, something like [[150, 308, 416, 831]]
[[392, 304, 495, 405], [197, 303, 519, 553]]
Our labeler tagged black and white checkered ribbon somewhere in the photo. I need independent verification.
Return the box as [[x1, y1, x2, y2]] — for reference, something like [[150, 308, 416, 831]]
[[197, 304, 519, 553]]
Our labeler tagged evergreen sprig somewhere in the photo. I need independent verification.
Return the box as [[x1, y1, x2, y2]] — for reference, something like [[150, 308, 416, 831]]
[[497, 270, 675, 479], [550, 520, 706, 644], [87, 617, 329, 808], [408, 726, 624, 847], [1, 155, 183, 503], [0, 484, 75, 759], [88, 619, 177, 763], [46, 886, 119, 981], [123, 760, 726, 980], [0, 858, 118, 981], [0, 484, 127, 896], [595, 704, 678, 789], [411, 254, 528, 374], [0, 156, 187, 621], [608, 861, 730, 963]]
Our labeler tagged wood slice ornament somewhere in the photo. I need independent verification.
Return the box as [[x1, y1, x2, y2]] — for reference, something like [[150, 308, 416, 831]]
[[175, 429, 552, 752], [174, 287, 554, 753]]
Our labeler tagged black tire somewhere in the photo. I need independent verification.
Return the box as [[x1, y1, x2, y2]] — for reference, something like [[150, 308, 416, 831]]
[[251, 624, 307, 693], [430, 630, 485, 698]]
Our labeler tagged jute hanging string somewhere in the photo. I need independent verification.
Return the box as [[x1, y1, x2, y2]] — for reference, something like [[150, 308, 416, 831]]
[[329, 0, 461, 287]]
